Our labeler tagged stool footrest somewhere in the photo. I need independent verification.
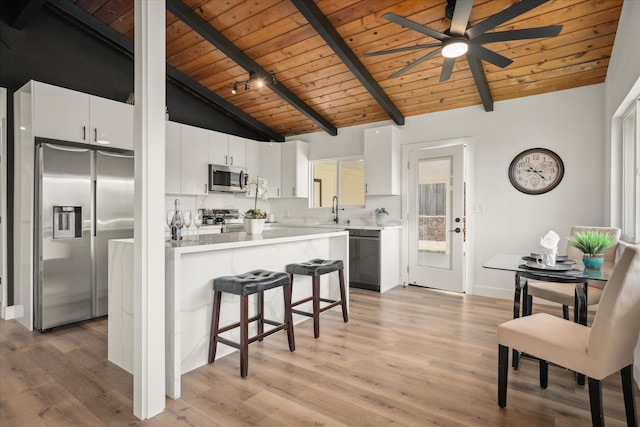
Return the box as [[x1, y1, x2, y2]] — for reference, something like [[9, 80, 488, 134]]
[[291, 296, 313, 307], [216, 314, 262, 334], [292, 299, 342, 317], [216, 320, 288, 348]]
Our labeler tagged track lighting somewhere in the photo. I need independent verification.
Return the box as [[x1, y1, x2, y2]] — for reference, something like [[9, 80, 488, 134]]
[[231, 72, 276, 95]]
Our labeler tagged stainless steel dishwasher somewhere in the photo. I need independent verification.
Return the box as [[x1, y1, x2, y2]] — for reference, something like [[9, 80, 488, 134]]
[[348, 229, 380, 291]]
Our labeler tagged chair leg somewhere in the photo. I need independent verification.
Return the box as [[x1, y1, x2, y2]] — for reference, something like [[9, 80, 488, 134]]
[[539, 359, 548, 389], [208, 290, 222, 363], [257, 290, 264, 341], [588, 377, 604, 427], [338, 268, 348, 323], [312, 276, 321, 338], [283, 280, 295, 352], [240, 295, 249, 378], [562, 305, 570, 320], [621, 364, 638, 427], [498, 344, 509, 408]]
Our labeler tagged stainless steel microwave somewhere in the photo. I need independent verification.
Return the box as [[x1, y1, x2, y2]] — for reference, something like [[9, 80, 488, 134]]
[[208, 164, 247, 193]]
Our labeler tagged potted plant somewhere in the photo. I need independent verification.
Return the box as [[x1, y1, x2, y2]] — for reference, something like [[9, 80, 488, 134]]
[[567, 231, 615, 269], [243, 177, 268, 234], [375, 208, 388, 226]]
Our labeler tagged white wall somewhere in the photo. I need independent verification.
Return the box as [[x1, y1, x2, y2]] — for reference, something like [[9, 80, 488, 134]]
[[279, 84, 606, 298], [602, 0, 640, 389]]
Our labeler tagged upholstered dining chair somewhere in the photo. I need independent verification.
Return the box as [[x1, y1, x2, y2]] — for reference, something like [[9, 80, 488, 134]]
[[525, 226, 621, 322], [497, 246, 639, 427]]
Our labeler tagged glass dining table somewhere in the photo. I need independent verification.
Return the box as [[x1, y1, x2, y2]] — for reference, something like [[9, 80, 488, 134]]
[[483, 254, 613, 377]]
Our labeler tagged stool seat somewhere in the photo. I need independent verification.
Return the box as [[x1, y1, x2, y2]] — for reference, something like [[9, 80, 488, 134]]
[[286, 259, 343, 277], [214, 270, 290, 296], [286, 259, 348, 339]]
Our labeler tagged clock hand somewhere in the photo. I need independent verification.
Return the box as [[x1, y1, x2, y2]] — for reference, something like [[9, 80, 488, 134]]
[[525, 166, 547, 180]]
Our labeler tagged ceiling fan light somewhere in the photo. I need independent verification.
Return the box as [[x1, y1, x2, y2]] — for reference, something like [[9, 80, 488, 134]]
[[442, 40, 468, 58]]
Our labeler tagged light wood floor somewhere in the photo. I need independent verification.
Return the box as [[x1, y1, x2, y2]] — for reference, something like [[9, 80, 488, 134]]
[[1, 286, 638, 426]]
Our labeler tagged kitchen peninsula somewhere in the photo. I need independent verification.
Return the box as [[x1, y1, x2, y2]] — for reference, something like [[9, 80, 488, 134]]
[[108, 227, 349, 398]]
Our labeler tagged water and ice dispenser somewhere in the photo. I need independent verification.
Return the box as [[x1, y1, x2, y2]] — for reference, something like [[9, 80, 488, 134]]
[[53, 206, 82, 239]]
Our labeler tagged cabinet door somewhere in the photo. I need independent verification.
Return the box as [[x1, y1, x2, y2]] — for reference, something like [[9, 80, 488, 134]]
[[181, 124, 209, 195], [208, 131, 229, 165], [227, 135, 246, 168], [281, 140, 309, 198], [33, 81, 89, 143], [364, 126, 400, 195], [244, 140, 260, 198], [165, 121, 181, 194], [258, 143, 281, 198], [90, 96, 134, 150]]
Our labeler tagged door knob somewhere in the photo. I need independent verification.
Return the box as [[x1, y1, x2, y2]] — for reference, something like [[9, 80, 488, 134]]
[[449, 227, 461, 233]]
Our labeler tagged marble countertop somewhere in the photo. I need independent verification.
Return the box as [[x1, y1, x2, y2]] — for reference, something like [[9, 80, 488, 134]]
[[272, 222, 402, 231], [165, 227, 348, 253]]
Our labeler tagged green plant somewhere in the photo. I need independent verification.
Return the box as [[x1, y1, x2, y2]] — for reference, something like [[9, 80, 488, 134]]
[[244, 177, 268, 219], [567, 231, 615, 256]]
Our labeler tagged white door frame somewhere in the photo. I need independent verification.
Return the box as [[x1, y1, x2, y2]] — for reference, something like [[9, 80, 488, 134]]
[[1, 87, 7, 317], [401, 137, 475, 294]]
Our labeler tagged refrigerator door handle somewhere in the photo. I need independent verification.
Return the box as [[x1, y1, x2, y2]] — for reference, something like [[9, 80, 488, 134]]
[[93, 180, 97, 237]]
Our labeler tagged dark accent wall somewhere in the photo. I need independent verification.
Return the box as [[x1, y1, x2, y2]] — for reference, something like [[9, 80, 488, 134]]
[[0, 3, 264, 303]]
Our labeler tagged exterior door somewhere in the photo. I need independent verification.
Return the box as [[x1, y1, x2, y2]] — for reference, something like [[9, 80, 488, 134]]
[[408, 144, 465, 292]]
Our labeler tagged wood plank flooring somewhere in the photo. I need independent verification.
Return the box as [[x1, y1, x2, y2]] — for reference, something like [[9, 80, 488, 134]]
[[1, 286, 638, 426]]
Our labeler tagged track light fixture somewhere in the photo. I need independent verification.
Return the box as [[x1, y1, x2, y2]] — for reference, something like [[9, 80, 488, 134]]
[[231, 71, 276, 95]]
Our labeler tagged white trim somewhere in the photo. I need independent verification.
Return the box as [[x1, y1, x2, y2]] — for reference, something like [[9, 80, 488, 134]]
[[0, 87, 7, 319]]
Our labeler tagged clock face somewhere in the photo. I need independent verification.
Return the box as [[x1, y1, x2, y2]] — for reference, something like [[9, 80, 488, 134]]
[[508, 148, 564, 195]]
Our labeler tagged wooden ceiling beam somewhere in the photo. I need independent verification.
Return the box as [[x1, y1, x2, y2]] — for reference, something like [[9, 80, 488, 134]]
[[46, 0, 284, 142], [291, 0, 404, 126], [166, 0, 338, 136], [10, 0, 48, 29]]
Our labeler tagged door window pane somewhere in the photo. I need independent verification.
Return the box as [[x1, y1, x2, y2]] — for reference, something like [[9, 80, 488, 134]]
[[417, 156, 451, 269]]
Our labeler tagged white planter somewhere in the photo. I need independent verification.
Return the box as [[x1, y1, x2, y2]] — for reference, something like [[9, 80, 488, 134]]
[[244, 218, 265, 235]]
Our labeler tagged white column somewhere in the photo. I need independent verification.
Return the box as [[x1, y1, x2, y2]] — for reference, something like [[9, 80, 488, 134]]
[[134, 0, 166, 419]]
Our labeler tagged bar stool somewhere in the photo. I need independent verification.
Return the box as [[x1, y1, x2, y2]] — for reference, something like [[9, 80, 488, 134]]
[[208, 269, 295, 378], [286, 259, 348, 338]]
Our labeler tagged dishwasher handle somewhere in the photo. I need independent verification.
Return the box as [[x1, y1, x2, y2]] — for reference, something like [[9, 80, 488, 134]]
[[349, 235, 380, 241]]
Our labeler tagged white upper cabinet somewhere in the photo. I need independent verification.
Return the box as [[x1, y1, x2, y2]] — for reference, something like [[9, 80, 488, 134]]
[[181, 124, 209, 195], [280, 140, 309, 198], [165, 121, 181, 194], [209, 132, 247, 168], [227, 135, 247, 168], [208, 130, 229, 166], [364, 125, 401, 196], [32, 81, 133, 150], [89, 96, 134, 150], [258, 143, 282, 198], [33, 81, 89, 143], [244, 140, 261, 198]]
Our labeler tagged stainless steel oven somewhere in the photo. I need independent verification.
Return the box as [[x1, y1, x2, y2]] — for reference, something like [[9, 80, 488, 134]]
[[348, 229, 380, 291]]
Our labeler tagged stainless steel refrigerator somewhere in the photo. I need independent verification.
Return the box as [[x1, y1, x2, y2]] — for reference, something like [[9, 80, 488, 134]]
[[34, 142, 134, 331]]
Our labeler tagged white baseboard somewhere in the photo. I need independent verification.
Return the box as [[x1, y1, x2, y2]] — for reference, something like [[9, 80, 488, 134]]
[[2, 304, 24, 320]]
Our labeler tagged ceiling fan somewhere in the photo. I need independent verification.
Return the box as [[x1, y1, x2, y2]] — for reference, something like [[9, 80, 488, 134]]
[[364, 0, 563, 111]]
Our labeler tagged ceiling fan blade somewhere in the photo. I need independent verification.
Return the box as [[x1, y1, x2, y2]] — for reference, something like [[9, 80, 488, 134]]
[[473, 26, 562, 44], [382, 12, 448, 41], [363, 43, 442, 58], [440, 58, 456, 82], [466, 0, 550, 40], [389, 48, 442, 79], [450, 0, 474, 36], [467, 44, 513, 68], [467, 56, 494, 112]]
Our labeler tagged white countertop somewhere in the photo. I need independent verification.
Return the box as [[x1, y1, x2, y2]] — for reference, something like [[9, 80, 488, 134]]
[[165, 227, 348, 253], [272, 222, 402, 231]]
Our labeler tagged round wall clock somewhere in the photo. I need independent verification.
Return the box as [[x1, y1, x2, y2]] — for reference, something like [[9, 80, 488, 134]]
[[508, 148, 564, 195]]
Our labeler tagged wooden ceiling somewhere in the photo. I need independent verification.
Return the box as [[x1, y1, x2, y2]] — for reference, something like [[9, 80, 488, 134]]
[[61, 0, 622, 140]]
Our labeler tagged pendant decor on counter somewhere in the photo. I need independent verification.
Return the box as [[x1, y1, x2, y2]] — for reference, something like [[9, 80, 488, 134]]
[[244, 218, 265, 235], [375, 208, 388, 227], [583, 254, 604, 269]]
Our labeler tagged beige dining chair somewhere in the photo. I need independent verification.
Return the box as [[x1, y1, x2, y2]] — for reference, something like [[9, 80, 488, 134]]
[[497, 246, 639, 426], [525, 226, 621, 322]]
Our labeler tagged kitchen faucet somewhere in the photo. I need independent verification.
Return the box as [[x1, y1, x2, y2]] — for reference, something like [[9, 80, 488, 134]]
[[331, 195, 344, 224]]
